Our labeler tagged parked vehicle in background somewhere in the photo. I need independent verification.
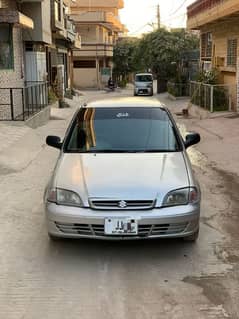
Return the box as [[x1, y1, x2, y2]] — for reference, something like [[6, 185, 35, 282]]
[[134, 73, 154, 96], [45, 97, 201, 242]]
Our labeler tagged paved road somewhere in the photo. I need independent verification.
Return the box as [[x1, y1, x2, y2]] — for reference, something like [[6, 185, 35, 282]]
[[0, 90, 239, 319]]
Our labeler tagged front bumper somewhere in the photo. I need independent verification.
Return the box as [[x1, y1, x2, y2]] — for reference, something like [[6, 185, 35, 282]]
[[135, 87, 153, 95], [45, 202, 200, 240]]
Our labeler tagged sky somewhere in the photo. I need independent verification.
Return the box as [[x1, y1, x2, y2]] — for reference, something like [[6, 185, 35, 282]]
[[120, 0, 196, 36]]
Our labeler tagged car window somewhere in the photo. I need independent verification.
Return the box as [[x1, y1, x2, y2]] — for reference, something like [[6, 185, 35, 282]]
[[135, 75, 153, 82], [65, 107, 181, 153]]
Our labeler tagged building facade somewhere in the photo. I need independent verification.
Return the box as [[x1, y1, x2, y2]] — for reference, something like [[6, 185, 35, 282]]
[[0, 0, 81, 120], [187, 0, 239, 110], [0, 0, 34, 119], [70, 0, 126, 89]]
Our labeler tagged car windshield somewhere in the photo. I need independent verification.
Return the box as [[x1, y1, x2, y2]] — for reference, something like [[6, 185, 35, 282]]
[[135, 75, 153, 82], [65, 107, 181, 153]]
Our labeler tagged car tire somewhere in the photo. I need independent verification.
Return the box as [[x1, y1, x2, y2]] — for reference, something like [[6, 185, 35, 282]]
[[183, 229, 199, 242]]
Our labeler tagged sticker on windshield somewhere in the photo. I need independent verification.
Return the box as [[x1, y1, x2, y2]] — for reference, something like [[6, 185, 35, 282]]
[[116, 112, 129, 118]]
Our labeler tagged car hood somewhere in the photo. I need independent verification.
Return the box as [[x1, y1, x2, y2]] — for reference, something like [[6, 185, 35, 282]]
[[54, 153, 189, 206]]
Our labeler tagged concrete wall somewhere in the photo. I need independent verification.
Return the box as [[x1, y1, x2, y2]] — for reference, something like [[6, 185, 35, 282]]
[[73, 68, 98, 88], [0, 26, 24, 119], [21, 0, 52, 44]]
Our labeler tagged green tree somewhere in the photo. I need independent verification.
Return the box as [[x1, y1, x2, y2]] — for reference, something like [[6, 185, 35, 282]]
[[136, 28, 199, 80], [113, 38, 140, 82], [112, 29, 199, 87]]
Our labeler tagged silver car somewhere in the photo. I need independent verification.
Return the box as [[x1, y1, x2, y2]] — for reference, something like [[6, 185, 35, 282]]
[[44, 98, 201, 241], [134, 73, 154, 96]]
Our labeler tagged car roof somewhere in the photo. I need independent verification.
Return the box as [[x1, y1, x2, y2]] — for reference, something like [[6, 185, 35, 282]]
[[84, 97, 165, 109]]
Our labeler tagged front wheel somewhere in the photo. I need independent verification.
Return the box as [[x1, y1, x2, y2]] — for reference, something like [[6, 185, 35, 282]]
[[183, 229, 199, 242]]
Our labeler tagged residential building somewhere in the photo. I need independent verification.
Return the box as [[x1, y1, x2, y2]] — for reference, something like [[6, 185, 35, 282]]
[[187, 0, 239, 110], [20, 0, 81, 93], [0, 0, 81, 121], [70, 0, 126, 89], [48, 0, 81, 94], [0, 0, 34, 120]]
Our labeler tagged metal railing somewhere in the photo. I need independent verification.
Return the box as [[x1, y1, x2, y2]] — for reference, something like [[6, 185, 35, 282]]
[[0, 81, 48, 121], [167, 82, 189, 97], [189, 81, 235, 112]]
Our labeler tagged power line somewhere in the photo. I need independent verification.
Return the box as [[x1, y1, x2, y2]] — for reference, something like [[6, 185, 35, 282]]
[[161, 12, 186, 24], [129, 23, 150, 35], [169, 0, 188, 17]]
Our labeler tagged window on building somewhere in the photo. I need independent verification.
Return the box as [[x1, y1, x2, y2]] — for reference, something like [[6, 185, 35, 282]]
[[227, 39, 237, 67], [73, 60, 96, 68], [54, 0, 61, 22], [0, 24, 13, 70], [201, 32, 212, 58]]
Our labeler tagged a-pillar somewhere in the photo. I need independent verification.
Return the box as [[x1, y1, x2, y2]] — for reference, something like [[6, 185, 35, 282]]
[[237, 57, 239, 111]]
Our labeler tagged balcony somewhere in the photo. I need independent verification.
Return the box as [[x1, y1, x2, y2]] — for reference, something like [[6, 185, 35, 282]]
[[187, 0, 239, 29], [71, 0, 124, 10], [0, 9, 34, 29], [73, 43, 114, 57], [71, 11, 125, 32]]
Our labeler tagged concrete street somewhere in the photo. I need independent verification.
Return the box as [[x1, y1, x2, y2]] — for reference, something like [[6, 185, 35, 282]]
[[0, 88, 239, 319]]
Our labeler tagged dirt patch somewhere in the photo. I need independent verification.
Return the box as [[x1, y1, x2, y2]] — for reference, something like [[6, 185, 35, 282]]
[[212, 167, 239, 240], [0, 164, 17, 176], [183, 275, 233, 318]]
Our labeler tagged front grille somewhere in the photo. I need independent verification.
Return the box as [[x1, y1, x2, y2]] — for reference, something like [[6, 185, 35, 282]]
[[55, 223, 92, 235], [151, 223, 188, 235], [138, 89, 149, 94], [55, 222, 188, 237], [89, 199, 155, 210]]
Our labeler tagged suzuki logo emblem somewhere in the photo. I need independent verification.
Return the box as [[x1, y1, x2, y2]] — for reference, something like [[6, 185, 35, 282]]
[[118, 200, 127, 208]]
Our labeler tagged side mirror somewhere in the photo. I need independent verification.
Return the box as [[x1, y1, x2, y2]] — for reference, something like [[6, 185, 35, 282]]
[[184, 132, 200, 149], [46, 135, 62, 149]]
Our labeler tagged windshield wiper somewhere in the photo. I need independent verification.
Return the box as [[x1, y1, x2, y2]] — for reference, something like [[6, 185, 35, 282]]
[[82, 149, 135, 153], [141, 149, 177, 153]]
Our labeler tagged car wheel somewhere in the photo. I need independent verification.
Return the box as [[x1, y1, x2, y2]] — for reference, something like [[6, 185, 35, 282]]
[[183, 229, 199, 242]]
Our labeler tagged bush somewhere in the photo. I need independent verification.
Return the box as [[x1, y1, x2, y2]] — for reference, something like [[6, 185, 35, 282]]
[[48, 87, 58, 105], [118, 79, 128, 88], [167, 82, 188, 97]]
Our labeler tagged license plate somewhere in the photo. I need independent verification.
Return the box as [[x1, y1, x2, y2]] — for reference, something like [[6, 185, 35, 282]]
[[104, 218, 138, 235]]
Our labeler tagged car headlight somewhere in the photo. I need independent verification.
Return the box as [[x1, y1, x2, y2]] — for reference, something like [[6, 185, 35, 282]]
[[162, 187, 199, 207], [47, 188, 83, 207], [147, 83, 153, 88]]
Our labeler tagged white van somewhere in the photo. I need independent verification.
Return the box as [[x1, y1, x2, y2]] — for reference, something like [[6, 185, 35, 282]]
[[134, 73, 153, 96]]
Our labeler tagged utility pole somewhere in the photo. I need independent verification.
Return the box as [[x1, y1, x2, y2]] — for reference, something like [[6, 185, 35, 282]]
[[157, 4, 160, 29]]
